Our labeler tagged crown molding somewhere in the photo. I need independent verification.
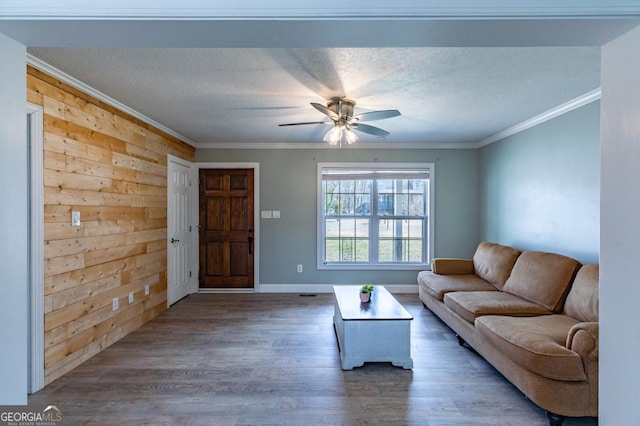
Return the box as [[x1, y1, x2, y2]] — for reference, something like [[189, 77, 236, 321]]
[[26, 54, 196, 147], [195, 141, 479, 150], [475, 88, 602, 148]]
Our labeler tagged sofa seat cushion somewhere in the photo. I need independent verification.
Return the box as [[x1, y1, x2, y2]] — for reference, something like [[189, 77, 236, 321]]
[[476, 314, 586, 381], [418, 271, 497, 302], [443, 291, 552, 324]]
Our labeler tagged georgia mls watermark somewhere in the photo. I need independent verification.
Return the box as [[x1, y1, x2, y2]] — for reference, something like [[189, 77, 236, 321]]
[[0, 405, 62, 426]]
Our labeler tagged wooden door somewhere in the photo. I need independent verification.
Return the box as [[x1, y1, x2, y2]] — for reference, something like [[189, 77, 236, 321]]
[[199, 169, 254, 288]]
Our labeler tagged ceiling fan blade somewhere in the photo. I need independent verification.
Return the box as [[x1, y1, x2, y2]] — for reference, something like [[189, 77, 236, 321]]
[[278, 121, 331, 127], [351, 123, 390, 137], [353, 109, 401, 122], [311, 102, 339, 120]]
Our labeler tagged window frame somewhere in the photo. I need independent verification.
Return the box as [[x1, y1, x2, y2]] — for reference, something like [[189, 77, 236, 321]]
[[317, 162, 435, 270]]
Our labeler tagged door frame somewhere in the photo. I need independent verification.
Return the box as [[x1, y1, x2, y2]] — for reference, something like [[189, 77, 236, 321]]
[[27, 102, 44, 393], [196, 162, 260, 292], [167, 155, 197, 306]]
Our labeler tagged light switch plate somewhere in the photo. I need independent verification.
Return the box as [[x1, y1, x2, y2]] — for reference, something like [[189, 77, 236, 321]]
[[71, 211, 81, 227], [272, 210, 280, 219], [261, 210, 272, 219]]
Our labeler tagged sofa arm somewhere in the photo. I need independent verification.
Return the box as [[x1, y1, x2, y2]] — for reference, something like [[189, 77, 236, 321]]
[[431, 258, 474, 275], [566, 322, 599, 361]]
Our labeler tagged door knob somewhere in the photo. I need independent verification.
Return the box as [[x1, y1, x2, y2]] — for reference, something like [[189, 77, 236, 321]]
[[171, 238, 180, 243]]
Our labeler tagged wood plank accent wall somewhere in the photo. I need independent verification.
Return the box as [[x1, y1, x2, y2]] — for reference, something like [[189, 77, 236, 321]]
[[27, 66, 196, 385]]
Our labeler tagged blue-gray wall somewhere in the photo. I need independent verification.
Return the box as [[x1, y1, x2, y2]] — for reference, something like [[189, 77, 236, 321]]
[[478, 101, 600, 263], [195, 148, 479, 285]]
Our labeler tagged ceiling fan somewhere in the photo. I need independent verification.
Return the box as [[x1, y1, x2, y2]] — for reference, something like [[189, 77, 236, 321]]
[[278, 98, 401, 145]]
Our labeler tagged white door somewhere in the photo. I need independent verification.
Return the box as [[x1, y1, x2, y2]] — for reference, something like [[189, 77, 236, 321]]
[[168, 157, 194, 305]]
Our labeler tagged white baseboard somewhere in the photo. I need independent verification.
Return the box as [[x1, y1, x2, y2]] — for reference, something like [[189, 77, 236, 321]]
[[257, 284, 418, 294], [198, 288, 255, 294]]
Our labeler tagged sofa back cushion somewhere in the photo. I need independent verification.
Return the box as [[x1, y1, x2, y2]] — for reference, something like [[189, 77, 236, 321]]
[[472, 241, 521, 289], [563, 264, 599, 322], [502, 251, 581, 312]]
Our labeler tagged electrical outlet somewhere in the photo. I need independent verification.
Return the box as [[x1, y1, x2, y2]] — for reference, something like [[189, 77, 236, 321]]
[[297, 264, 303, 273], [112, 297, 119, 311], [128, 291, 134, 304], [144, 285, 150, 296]]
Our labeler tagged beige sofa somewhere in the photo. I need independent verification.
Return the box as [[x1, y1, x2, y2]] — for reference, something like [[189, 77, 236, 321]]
[[417, 242, 598, 425]]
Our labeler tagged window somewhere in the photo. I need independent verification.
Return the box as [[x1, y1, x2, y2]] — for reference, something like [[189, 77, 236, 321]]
[[317, 163, 434, 270]]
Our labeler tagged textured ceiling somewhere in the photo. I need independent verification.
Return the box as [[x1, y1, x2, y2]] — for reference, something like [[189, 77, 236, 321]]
[[5, 2, 640, 148], [28, 46, 601, 147]]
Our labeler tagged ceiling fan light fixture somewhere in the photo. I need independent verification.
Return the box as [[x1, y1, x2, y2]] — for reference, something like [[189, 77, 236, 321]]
[[344, 127, 358, 144], [325, 125, 342, 145]]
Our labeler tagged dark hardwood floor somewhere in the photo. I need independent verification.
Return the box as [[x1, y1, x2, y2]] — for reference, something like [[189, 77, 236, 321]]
[[28, 293, 598, 425]]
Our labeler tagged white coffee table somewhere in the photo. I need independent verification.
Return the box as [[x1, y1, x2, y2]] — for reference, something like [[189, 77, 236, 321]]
[[333, 285, 413, 370]]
